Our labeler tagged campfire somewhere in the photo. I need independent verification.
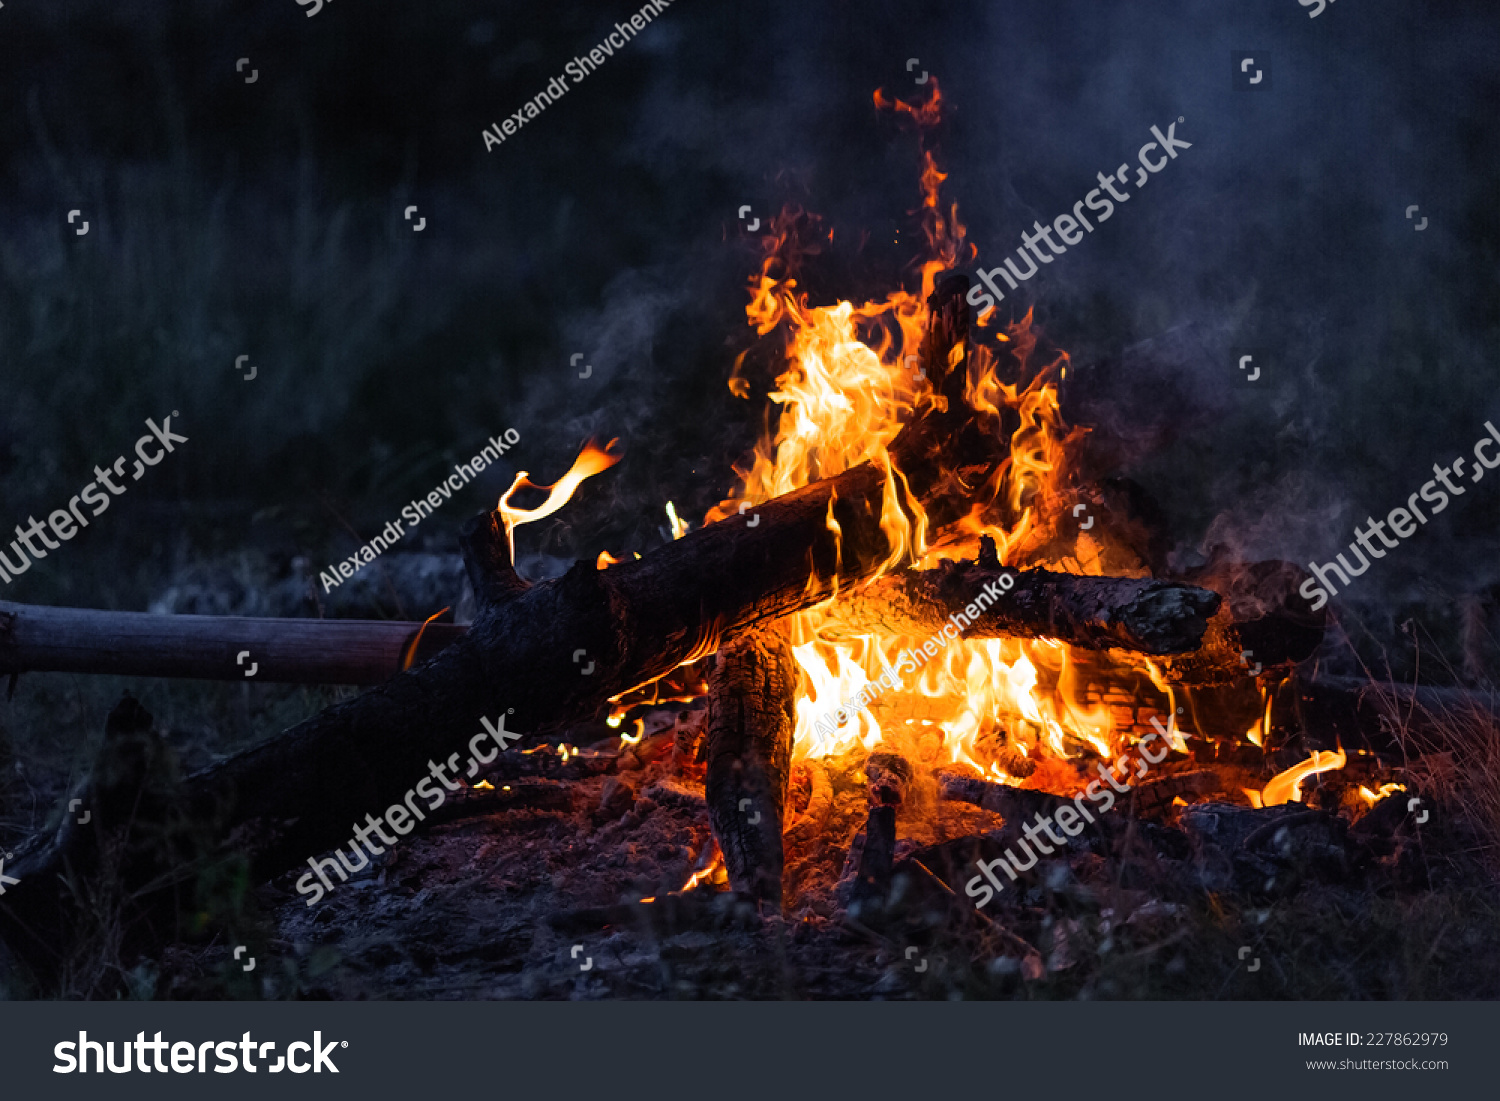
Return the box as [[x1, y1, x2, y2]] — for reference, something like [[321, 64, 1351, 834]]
[[473, 81, 1383, 927], [1, 79, 1484, 1001]]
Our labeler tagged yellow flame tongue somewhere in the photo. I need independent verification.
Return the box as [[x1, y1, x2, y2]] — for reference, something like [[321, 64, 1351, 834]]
[[1260, 749, 1348, 807], [498, 438, 623, 562]]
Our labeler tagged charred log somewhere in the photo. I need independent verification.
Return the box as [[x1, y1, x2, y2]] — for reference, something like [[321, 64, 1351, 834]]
[[937, 766, 1221, 827], [0, 546, 1229, 687], [937, 769, 1081, 825], [704, 626, 797, 910], [822, 536, 1222, 657], [1153, 560, 1328, 685]]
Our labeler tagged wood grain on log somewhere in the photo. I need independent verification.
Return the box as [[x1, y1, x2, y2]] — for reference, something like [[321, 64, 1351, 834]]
[[704, 626, 796, 909]]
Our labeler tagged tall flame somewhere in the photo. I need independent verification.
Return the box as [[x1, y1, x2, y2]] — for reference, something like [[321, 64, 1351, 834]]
[[700, 81, 1128, 782]]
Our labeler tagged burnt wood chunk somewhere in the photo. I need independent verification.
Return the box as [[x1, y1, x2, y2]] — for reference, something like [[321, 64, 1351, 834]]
[[851, 752, 914, 908], [1153, 560, 1328, 685], [705, 626, 797, 910], [938, 769, 1078, 824]]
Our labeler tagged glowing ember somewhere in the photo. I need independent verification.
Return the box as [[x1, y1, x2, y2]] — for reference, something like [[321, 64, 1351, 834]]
[[1358, 782, 1406, 807]]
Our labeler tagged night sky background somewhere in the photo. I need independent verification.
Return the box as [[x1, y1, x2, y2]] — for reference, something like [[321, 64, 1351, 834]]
[[1, 0, 1497, 679]]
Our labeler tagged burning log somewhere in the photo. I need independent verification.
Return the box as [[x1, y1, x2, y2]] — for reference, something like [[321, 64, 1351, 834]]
[[822, 538, 1221, 657], [820, 555, 1327, 686], [0, 276, 1017, 976], [0, 549, 1228, 687], [704, 625, 796, 909], [938, 766, 1220, 826], [1130, 769, 1222, 817]]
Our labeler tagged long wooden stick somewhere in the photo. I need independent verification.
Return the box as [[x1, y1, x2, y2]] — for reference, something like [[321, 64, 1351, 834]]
[[0, 602, 465, 685]]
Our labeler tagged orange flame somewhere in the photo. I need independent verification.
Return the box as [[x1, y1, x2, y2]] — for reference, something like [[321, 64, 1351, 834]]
[[680, 848, 726, 893], [1358, 782, 1405, 808], [1261, 749, 1349, 807], [499, 438, 623, 562], [586, 81, 1264, 800], [692, 84, 1152, 783], [641, 843, 726, 904], [401, 606, 451, 672]]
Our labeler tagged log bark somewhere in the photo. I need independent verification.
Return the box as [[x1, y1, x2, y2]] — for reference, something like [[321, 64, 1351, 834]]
[[704, 626, 796, 910]]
